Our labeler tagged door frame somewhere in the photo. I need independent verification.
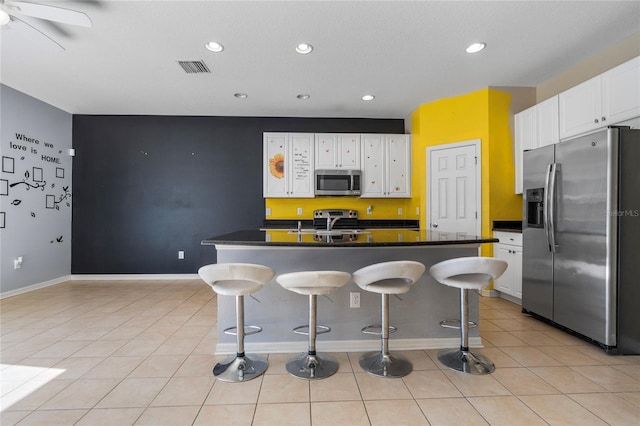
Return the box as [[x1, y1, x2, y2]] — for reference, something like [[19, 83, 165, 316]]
[[426, 139, 482, 237]]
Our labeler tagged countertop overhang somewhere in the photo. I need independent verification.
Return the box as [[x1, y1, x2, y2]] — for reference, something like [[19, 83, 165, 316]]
[[202, 229, 498, 247]]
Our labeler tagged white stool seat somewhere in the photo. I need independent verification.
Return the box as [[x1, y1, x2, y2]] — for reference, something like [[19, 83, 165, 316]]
[[429, 256, 507, 375], [352, 260, 426, 378], [198, 263, 275, 382], [199, 263, 275, 296], [429, 257, 507, 290], [353, 261, 425, 295], [276, 270, 351, 380], [277, 271, 351, 296]]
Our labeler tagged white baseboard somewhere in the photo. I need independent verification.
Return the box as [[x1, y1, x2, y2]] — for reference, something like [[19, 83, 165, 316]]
[[481, 289, 500, 297], [1, 274, 201, 299], [70, 274, 200, 281], [499, 292, 523, 305], [215, 337, 484, 355], [0, 275, 72, 299]]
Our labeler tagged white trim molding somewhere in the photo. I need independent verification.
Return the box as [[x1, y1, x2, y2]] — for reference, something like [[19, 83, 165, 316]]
[[0, 275, 72, 299], [215, 337, 484, 355], [0, 274, 201, 299], [70, 274, 200, 281]]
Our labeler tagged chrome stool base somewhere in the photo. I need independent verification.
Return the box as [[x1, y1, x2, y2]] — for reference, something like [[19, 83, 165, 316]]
[[286, 352, 339, 380], [359, 351, 412, 378], [213, 354, 268, 382], [437, 348, 495, 375]]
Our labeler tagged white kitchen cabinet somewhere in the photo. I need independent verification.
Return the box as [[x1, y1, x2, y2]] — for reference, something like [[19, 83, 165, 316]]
[[263, 133, 314, 198], [559, 56, 640, 140], [361, 134, 411, 198], [493, 231, 522, 302], [602, 56, 640, 125], [315, 133, 361, 169], [514, 96, 559, 194], [515, 106, 536, 195], [537, 96, 560, 147]]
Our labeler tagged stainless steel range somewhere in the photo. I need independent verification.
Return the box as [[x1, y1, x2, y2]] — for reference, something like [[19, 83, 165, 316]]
[[313, 209, 358, 230]]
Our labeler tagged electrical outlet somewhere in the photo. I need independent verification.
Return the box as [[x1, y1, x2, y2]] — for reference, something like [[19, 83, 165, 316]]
[[397, 208, 403, 216], [415, 207, 420, 215], [297, 207, 303, 216], [350, 292, 360, 308], [265, 207, 271, 216], [14, 256, 23, 269], [178, 250, 184, 259], [367, 205, 373, 215]]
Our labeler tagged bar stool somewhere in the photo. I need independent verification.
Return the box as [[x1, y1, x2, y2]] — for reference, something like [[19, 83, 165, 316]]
[[198, 263, 275, 382], [352, 260, 426, 378], [276, 270, 351, 379], [429, 257, 507, 375]]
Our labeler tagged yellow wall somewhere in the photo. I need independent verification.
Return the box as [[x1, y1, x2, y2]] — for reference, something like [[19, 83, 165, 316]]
[[265, 87, 523, 259], [265, 197, 415, 221], [411, 88, 522, 257]]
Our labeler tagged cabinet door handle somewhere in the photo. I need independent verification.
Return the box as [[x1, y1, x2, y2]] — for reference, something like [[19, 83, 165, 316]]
[[594, 118, 599, 123], [602, 116, 606, 122]]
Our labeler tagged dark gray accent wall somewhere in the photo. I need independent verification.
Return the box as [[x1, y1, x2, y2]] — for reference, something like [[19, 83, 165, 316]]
[[72, 116, 403, 273]]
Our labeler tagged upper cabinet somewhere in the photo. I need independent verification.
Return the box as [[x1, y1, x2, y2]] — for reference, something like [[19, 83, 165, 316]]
[[559, 57, 640, 140], [315, 133, 361, 169], [264, 132, 410, 199], [514, 96, 559, 194], [361, 134, 411, 198], [515, 56, 639, 194], [263, 133, 314, 198]]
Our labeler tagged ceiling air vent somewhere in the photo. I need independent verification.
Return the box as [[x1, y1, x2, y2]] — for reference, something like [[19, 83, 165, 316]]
[[177, 60, 210, 74]]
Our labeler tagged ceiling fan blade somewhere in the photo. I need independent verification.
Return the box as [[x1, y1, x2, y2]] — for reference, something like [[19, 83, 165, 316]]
[[6, 1, 92, 27], [0, 17, 64, 58]]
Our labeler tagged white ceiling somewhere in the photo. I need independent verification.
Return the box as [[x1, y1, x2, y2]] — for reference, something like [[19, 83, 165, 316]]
[[1, 1, 639, 119]]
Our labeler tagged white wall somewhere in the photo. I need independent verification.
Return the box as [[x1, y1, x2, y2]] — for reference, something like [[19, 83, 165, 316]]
[[537, 32, 640, 102], [0, 85, 72, 296]]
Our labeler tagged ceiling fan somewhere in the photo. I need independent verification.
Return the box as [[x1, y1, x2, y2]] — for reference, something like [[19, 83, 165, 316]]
[[0, 1, 92, 54]]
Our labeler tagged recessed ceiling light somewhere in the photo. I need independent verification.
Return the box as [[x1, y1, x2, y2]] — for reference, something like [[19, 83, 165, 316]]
[[295, 43, 313, 54], [297, 94, 311, 100], [362, 95, 375, 101], [234, 93, 248, 99], [466, 42, 486, 54], [0, 10, 10, 26], [205, 41, 224, 52]]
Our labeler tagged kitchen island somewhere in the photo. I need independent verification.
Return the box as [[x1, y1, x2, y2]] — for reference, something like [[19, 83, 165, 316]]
[[202, 229, 498, 354]]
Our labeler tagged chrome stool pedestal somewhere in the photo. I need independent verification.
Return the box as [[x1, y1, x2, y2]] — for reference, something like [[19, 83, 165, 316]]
[[352, 261, 426, 378], [213, 295, 268, 382], [437, 285, 494, 374], [277, 271, 351, 380], [358, 293, 412, 378], [429, 257, 508, 375], [198, 263, 275, 382]]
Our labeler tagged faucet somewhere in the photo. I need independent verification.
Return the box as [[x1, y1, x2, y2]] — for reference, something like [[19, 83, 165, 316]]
[[327, 216, 341, 231]]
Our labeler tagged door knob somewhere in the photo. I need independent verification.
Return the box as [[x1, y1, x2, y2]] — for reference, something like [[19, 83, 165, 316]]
[[432, 223, 438, 228]]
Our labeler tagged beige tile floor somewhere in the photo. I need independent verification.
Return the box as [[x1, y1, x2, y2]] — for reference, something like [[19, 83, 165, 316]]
[[1, 279, 640, 425]]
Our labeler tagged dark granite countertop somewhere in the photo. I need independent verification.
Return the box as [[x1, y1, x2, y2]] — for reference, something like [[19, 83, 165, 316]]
[[492, 220, 523, 233], [261, 219, 420, 229], [202, 229, 497, 247]]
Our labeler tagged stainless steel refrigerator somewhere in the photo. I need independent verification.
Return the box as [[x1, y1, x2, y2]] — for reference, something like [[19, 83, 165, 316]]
[[522, 127, 640, 354]]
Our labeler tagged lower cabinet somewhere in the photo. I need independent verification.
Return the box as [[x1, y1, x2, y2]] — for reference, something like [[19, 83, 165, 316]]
[[493, 231, 522, 302]]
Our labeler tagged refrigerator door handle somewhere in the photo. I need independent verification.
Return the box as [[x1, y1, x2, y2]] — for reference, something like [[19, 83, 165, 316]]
[[543, 163, 552, 252], [548, 163, 559, 252]]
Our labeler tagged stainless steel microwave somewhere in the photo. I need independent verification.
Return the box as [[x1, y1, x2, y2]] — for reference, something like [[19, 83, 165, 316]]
[[315, 169, 361, 196]]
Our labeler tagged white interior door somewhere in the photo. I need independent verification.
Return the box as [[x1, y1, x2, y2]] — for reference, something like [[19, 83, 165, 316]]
[[428, 140, 480, 236]]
